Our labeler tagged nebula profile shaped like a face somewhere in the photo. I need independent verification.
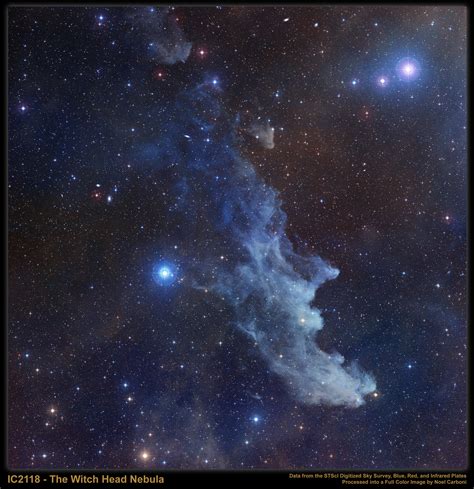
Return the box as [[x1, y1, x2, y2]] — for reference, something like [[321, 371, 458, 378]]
[[147, 86, 376, 407]]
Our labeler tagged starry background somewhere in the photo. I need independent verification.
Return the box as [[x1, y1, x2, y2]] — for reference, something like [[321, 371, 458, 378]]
[[8, 6, 467, 470]]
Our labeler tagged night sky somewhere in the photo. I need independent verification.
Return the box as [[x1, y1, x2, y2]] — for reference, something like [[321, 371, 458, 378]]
[[8, 6, 467, 470]]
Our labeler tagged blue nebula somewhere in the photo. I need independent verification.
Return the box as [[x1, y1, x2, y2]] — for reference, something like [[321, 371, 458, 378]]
[[152, 263, 176, 286], [144, 85, 376, 407], [396, 57, 420, 81]]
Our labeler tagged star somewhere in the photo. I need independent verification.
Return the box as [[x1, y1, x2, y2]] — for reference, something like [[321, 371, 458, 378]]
[[197, 47, 208, 59], [152, 68, 166, 81], [403, 63, 415, 76], [397, 57, 420, 81], [91, 189, 102, 201], [152, 263, 177, 286], [377, 76, 389, 87], [159, 267, 171, 279]]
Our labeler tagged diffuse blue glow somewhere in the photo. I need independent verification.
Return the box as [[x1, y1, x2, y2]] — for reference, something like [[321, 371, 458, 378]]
[[158, 85, 376, 407]]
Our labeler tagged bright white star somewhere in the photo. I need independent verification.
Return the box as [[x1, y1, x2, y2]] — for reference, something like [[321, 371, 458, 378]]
[[402, 63, 415, 76], [397, 57, 420, 81]]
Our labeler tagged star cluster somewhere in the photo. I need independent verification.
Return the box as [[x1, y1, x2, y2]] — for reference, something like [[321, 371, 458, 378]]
[[8, 6, 466, 470]]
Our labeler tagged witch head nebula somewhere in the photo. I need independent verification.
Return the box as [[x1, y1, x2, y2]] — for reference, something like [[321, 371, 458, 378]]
[[8, 6, 466, 471], [152, 85, 376, 407]]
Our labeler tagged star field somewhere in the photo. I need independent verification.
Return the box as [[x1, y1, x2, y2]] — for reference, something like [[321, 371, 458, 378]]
[[8, 6, 467, 470]]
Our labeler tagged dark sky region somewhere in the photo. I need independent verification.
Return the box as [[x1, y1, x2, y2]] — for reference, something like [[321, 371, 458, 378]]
[[8, 6, 467, 469]]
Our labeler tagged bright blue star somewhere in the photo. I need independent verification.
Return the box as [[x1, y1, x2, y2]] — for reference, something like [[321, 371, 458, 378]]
[[152, 263, 176, 286], [203, 76, 221, 89], [159, 267, 171, 279]]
